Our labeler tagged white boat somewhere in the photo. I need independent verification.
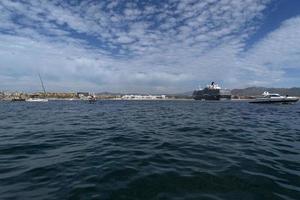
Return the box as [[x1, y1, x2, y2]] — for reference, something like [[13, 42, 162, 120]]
[[249, 91, 299, 104], [88, 95, 96, 103], [26, 73, 48, 102], [26, 98, 48, 102]]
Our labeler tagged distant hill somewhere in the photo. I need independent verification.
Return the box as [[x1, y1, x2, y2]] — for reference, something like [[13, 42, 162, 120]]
[[174, 91, 194, 96], [178, 87, 300, 97], [95, 88, 300, 97], [231, 87, 300, 97], [95, 92, 123, 95]]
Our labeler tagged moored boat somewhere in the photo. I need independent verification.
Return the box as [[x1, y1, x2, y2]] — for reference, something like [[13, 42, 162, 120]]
[[193, 82, 231, 100], [11, 97, 26, 102], [26, 73, 48, 102], [26, 98, 48, 102], [249, 91, 299, 104], [88, 95, 96, 103]]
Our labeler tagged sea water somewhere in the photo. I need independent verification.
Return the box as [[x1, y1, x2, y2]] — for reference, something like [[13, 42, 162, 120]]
[[0, 100, 299, 199]]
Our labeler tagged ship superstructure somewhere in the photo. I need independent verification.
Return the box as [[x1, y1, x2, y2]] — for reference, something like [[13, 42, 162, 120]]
[[193, 82, 231, 100]]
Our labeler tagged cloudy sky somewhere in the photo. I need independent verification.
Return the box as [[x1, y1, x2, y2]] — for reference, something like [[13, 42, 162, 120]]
[[0, 0, 300, 93]]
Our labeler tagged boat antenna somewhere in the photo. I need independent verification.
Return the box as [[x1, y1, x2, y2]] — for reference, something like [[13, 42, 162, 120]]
[[38, 73, 46, 94]]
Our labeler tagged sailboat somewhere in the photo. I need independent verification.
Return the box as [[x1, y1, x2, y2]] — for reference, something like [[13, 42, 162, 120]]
[[26, 73, 48, 102]]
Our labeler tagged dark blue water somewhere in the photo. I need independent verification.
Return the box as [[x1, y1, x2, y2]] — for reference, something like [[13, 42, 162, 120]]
[[0, 100, 300, 200]]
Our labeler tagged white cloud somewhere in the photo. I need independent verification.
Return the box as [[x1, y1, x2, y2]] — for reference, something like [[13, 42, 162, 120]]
[[0, 0, 299, 93]]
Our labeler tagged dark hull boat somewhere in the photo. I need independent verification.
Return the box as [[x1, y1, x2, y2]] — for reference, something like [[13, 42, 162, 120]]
[[249, 92, 299, 104], [88, 95, 97, 103], [193, 82, 231, 101], [11, 98, 26, 102], [249, 98, 299, 104]]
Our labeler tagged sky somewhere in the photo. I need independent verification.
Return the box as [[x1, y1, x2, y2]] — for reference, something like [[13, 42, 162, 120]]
[[0, 0, 300, 93]]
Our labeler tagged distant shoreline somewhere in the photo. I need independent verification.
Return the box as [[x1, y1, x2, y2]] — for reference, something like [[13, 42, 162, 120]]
[[1, 87, 300, 101]]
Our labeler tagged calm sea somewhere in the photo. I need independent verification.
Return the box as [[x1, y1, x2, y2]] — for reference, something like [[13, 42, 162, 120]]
[[0, 100, 300, 200]]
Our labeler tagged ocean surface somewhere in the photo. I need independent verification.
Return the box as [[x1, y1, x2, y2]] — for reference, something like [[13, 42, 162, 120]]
[[0, 100, 300, 200]]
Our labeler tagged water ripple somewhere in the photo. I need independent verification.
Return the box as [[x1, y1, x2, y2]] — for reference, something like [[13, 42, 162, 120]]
[[0, 101, 300, 199]]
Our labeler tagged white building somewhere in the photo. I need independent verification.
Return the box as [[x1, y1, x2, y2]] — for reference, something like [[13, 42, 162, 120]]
[[121, 95, 166, 100]]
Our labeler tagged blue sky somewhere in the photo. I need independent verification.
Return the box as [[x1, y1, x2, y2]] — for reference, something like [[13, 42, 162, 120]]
[[0, 0, 300, 93]]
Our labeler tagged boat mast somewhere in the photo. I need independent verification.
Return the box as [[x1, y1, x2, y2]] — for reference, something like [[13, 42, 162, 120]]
[[38, 73, 46, 95]]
